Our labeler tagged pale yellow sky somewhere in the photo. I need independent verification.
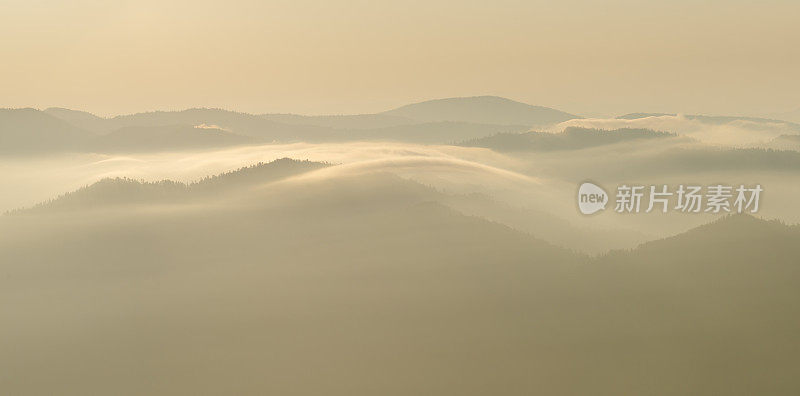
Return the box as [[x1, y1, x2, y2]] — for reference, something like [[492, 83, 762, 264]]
[[1, 0, 798, 117]]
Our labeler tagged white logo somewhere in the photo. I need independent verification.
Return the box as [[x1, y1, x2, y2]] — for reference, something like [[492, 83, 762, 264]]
[[613, 184, 762, 214], [576, 182, 763, 215], [578, 182, 608, 215]]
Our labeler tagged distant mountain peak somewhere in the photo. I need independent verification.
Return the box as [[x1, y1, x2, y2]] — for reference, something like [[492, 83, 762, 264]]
[[383, 96, 580, 126]]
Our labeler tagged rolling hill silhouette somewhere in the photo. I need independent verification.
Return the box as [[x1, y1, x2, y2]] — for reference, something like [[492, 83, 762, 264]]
[[0, 108, 92, 154], [459, 127, 678, 152], [2, 98, 581, 153], [384, 95, 580, 126], [2, 165, 799, 394], [93, 124, 253, 152], [601, 147, 800, 178], [337, 121, 531, 143], [17, 158, 328, 213], [260, 113, 417, 129], [518, 144, 800, 183], [1, 109, 267, 154], [8, 157, 640, 254], [96, 108, 336, 141]]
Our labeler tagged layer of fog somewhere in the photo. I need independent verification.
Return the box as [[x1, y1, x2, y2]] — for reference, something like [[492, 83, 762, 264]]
[[0, 142, 517, 213], [3, 157, 800, 394], [553, 114, 800, 146], [5, 137, 800, 255]]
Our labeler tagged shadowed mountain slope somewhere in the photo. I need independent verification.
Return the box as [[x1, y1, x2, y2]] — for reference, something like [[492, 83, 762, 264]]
[[1, 164, 800, 394], [575, 215, 800, 395]]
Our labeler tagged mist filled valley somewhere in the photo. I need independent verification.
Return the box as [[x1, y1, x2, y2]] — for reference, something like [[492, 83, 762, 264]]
[[3, 96, 800, 394]]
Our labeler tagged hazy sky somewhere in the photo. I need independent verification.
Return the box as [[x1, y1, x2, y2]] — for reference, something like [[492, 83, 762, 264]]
[[2, 0, 798, 117]]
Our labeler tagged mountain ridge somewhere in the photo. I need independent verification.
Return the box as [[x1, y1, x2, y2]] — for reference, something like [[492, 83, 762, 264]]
[[459, 126, 679, 152], [384, 95, 580, 126]]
